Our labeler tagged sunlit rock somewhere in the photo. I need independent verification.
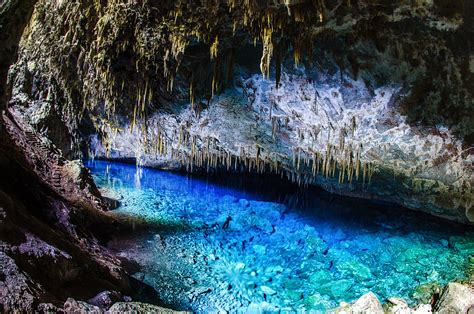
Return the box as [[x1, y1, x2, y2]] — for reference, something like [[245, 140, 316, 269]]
[[433, 283, 474, 314]]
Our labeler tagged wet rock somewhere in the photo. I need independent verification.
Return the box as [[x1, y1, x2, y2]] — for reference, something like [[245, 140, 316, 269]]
[[252, 244, 266, 255], [449, 236, 474, 255], [260, 285, 277, 296], [246, 302, 279, 313], [335, 261, 372, 281], [37, 303, 62, 313], [350, 292, 383, 314], [238, 199, 249, 208], [88, 291, 124, 310], [108, 302, 187, 313], [326, 279, 354, 299], [304, 293, 335, 311], [63, 298, 101, 313], [412, 282, 441, 304], [103, 197, 121, 210], [433, 282, 474, 314], [306, 235, 328, 253], [384, 297, 411, 314], [308, 270, 333, 284]]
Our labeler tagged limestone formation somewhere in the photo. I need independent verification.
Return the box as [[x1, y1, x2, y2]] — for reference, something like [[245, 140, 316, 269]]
[[0, 0, 473, 312]]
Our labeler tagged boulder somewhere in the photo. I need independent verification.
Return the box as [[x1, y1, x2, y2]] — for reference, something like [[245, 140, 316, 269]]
[[63, 298, 102, 313], [412, 282, 441, 304], [412, 304, 432, 313], [433, 283, 474, 313], [88, 291, 125, 310], [103, 197, 121, 210], [332, 292, 383, 313], [384, 297, 411, 314], [37, 303, 62, 313], [350, 292, 384, 314]]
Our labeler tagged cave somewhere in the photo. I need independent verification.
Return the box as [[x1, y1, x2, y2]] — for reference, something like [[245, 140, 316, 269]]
[[0, 0, 473, 313]]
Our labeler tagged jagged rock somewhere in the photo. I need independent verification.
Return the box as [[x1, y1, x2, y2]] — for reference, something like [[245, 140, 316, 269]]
[[412, 282, 441, 304], [0, 252, 39, 312], [103, 197, 121, 210], [107, 302, 187, 313], [384, 297, 411, 314], [88, 291, 125, 310], [332, 292, 383, 313], [63, 298, 102, 313], [433, 283, 474, 314], [37, 303, 62, 313], [412, 304, 432, 313]]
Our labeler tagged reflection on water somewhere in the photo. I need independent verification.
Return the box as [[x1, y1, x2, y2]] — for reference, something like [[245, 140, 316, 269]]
[[86, 160, 474, 313]]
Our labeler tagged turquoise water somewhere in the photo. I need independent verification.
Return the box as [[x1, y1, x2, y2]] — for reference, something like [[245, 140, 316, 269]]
[[87, 160, 474, 312]]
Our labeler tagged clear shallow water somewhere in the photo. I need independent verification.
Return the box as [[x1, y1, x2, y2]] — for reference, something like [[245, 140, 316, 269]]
[[86, 160, 474, 312]]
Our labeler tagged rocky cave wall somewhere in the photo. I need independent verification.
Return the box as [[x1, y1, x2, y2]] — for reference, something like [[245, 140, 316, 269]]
[[0, 1, 169, 311], [6, 0, 474, 223]]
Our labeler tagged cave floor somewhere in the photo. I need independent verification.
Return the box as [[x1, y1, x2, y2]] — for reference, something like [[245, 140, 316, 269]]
[[87, 160, 474, 313]]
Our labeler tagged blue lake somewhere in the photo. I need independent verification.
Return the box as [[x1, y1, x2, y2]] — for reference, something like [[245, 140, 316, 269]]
[[86, 160, 474, 313]]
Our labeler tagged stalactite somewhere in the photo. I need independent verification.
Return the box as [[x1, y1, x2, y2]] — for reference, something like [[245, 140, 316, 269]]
[[189, 80, 195, 110], [297, 147, 301, 171], [210, 36, 219, 60], [339, 127, 346, 151], [260, 27, 273, 79]]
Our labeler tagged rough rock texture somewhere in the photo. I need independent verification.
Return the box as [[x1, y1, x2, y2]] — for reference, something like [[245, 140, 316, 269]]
[[108, 302, 188, 313], [7, 0, 473, 223], [384, 297, 411, 314], [0, 0, 473, 311], [334, 292, 383, 313], [0, 118, 131, 311], [0, 107, 177, 310], [433, 282, 474, 314], [92, 70, 473, 223], [349, 292, 384, 313], [63, 298, 102, 313], [0, 0, 36, 108]]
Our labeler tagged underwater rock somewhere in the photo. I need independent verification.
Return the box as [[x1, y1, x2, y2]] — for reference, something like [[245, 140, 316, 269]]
[[335, 261, 372, 281], [433, 283, 474, 314], [411, 282, 441, 305], [260, 285, 277, 296], [449, 236, 474, 255], [325, 279, 354, 299]]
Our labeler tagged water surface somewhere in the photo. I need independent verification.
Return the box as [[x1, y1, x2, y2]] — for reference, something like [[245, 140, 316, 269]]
[[87, 160, 474, 312]]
